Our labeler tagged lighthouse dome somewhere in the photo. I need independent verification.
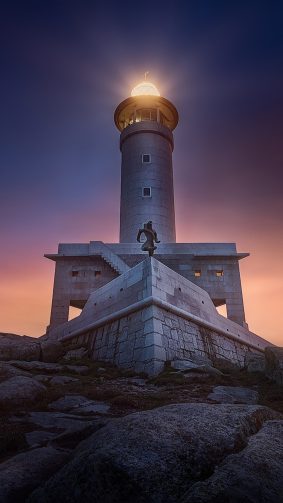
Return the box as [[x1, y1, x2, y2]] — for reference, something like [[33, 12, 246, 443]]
[[131, 81, 160, 97]]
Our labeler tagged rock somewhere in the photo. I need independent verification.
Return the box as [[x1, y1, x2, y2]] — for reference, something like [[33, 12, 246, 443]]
[[27, 403, 279, 503], [33, 374, 52, 383], [0, 333, 40, 361], [244, 352, 265, 373], [65, 365, 89, 375], [265, 347, 283, 385], [0, 377, 46, 407], [212, 358, 239, 372], [128, 378, 146, 387], [39, 340, 66, 363], [0, 362, 30, 379], [63, 347, 88, 360], [9, 361, 64, 373], [49, 376, 79, 385], [0, 446, 68, 502], [208, 386, 259, 404], [12, 411, 96, 432], [181, 420, 283, 503], [25, 431, 58, 447], [48, 395, 110, 415], [183, 372, 211, 382], [171, 359, 222, 376]]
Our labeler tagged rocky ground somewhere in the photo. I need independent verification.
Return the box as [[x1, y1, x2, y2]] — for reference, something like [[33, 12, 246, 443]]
[[0, 333, 283, 502]]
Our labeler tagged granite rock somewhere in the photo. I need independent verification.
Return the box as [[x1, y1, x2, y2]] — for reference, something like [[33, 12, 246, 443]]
[[181, 420, 283, 503], [208, 386, 259, 404], [0, 376, 46, 407], [48, 395, 110, 415], [171, 359, 222, 376], [27, 403, 279, 503], [0, 333, 40, 362], [0, 447, 68, 503]]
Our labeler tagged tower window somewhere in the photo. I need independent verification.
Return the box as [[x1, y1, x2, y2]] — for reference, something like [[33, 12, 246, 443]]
[[137, 108, 157, 122], [194, 270, 201, 277], [142, 154, 151, 163], [142, 187, 151, 197], [94, 270, 101, 277], [216, 270, 224, 277], [71, 270, 79, 277]]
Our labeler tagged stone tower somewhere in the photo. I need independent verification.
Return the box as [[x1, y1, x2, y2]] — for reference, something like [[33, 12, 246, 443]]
[[114, 80, 179, 243]]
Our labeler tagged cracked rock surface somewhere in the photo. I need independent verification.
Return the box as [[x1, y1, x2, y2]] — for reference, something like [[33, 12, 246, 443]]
[[0, 344, 283, 502], [27, 404, 281, 503]]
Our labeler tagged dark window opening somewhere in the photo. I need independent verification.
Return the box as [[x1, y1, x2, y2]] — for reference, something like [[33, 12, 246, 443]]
[[94, 270, 101, 277], [72, 271, 79, 277], [142, 154, 151, 163], [143, 187, 151, 197]]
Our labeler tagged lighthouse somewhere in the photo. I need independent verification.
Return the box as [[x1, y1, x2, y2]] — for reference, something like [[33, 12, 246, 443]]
[[114, 79, 179, 243], [45, 77, 249, 332]]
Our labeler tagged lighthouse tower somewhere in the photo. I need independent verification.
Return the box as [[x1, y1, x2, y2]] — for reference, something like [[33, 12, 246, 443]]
[[114, 79, 179, 243]]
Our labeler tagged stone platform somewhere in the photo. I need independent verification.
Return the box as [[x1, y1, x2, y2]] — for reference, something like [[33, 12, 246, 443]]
[[46, 258, 272, 376]]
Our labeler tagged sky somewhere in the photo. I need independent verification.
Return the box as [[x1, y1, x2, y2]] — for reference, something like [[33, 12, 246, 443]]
[[0, 0, 282, 345]]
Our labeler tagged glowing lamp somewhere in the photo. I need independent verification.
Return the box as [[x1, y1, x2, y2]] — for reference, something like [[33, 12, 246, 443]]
[[131, 81, 160, 97]]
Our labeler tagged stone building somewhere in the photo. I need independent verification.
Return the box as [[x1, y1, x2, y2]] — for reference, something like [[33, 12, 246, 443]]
[[45, 79, 271, 374]]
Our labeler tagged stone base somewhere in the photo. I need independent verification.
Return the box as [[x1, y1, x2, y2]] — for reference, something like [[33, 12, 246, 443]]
[[46, 258, 272, 376]]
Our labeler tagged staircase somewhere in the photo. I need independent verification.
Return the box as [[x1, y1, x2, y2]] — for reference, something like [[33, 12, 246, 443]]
[[90, 241, 130, 275]]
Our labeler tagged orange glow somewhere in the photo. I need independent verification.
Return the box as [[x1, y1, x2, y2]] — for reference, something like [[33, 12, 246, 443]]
[[131, 81, 160, 97]]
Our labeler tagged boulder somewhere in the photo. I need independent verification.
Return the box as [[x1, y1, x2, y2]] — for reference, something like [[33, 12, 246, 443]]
[[0, 362, 30, 379], [49, 376, 79, 385], [12, 411, 97, 433], [48, 395, 110, 415], [0, 333, 40, 361], [0, 376, 46, 407], [244, 352, 265, 373], [65, 365, 89, 375], [265, 347, 283, 385], [25, 431, 58, 448], [63, 347, 88, 360], [0, 446, 68, 502], [33, 375, 52, 384], [171, 359, 222, 376], [9, 361, 63, 373], [208, 386, 259, 404], [39, 340, 66, 363], [181, 420, 283, 503], [27, 403, 279, 503]]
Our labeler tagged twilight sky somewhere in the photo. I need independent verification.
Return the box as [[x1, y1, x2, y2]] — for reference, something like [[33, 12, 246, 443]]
[[0, 0, 282, 344]]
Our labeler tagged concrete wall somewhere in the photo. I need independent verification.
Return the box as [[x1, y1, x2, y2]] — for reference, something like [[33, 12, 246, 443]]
[[46, 258, 272, 376], [119, 121, 176, 243], [49, 257, 118, 329], [46, 241, 247, 328]]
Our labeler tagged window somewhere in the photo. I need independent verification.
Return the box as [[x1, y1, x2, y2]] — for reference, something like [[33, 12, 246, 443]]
[[137, 108, 157, 122], [94, 270, 101, 277], [216, 270, 224, 277], [142, 154, 151, 163], [71, 270, 79, 277], [142, 187, 151, 197], [194, 270, 201, 277]]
